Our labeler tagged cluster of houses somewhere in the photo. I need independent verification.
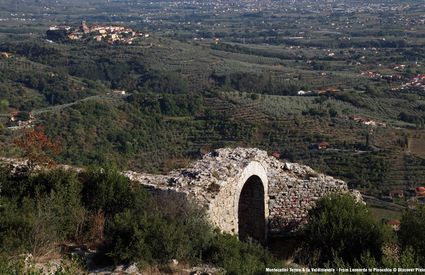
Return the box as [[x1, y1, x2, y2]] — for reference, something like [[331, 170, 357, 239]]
[[387, 187, 425, 200], [384, 186, 425, 231], [349, 115, 387, 127], [49, 21, 149, 45], [7, 111, 35, 130], [362, 71, 425, 93], [361, 71, 403, 81], [382, 187, 425, 207], [397, 74, 425, 93]]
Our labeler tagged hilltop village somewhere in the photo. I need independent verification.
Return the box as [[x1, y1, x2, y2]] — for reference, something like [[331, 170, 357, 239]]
[[47, 21, 149, 44]]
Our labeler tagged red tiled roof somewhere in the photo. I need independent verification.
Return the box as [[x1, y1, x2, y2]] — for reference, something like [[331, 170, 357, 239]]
[[271, 151, 280, 158], [387, 220, 400, 226]]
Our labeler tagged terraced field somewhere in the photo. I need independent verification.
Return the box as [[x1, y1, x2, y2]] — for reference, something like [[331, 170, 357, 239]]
[[409, 134, 425, 159]]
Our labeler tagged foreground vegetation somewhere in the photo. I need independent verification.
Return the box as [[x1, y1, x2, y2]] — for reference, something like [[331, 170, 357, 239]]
[[297, 194, 425, 268], [1, 164, 424, 274], [0, 165, 280, 274]]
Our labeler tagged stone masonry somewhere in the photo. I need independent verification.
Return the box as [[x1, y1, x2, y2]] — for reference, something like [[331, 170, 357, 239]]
[[124, 147, 353, 238]]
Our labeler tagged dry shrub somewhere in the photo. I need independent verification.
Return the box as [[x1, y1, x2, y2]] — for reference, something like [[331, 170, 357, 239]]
[[88, 211, 105, 248]]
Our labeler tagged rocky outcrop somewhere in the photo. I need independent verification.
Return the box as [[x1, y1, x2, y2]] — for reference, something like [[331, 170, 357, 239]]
[[124, 147, 351, 236]]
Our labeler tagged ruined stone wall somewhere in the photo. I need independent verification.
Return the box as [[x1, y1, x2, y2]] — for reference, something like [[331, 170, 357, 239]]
[[124, 147, 350, 237], [266, 162, 347, 234], [206, 177, 239, 234]]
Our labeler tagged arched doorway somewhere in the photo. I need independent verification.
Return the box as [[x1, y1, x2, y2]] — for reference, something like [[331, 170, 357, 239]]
[[238, 175, 266, 244]]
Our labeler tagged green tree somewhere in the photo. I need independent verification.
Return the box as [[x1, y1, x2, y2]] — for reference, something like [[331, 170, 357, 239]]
[[0, 99, 8, 113], [299, 193, 389, 267], [399, 206, 425, 266], [204, 233, 279, 275], [80, 166, 137, 216], [38, 171, 86, 241]]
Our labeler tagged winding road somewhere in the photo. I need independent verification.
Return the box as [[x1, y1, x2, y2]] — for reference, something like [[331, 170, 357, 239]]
[[0, 94, 129, 118]]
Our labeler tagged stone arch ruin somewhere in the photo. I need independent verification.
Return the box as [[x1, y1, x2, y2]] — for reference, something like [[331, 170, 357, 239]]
[[124, 148, 352, 240]]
